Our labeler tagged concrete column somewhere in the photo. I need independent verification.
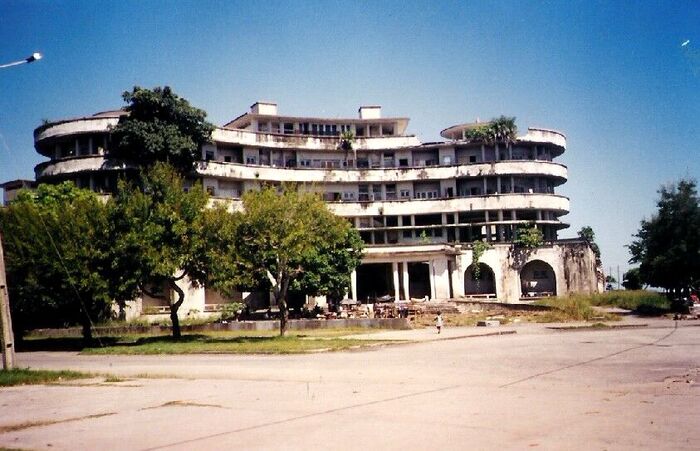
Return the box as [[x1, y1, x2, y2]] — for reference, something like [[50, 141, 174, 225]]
[[495, 143, 499, 161], [392, 262, 400, 301], [429, 260, 437, 300], [402, 262, 410, 300], [351, 270, 358, 303], [508, 143, 513, 160], [497, 176, 502, 194], [483, 177, 488, 194], [481, 144, 485, 162], [485, 211, 491, 241]]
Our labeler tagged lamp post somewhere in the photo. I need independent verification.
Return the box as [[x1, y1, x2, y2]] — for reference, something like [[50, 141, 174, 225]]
[[0, 52, 43, 69], [0, 52, 43, 369]]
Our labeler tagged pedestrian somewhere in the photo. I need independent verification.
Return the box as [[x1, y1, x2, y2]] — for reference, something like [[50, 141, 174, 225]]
[[435, 311, 443, 334]]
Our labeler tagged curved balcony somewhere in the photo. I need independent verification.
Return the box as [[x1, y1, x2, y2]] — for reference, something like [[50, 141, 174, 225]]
[[326, 193, 569, 217], [35, 155, 133, 179], [197, 160, 568, 184], [212, 128, 421, 151]]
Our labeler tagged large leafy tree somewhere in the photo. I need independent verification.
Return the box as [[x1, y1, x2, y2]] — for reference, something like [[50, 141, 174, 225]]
[[628, 179, 700, 293], [110, 86, 214, 174], [622, 268, 643, 290], [228, 186, 363, 336], [108, 162, 210, 338], [0, 183, 112, 342]]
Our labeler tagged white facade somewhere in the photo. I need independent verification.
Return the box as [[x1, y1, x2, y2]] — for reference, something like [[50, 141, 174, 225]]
[[26, 103, 601, 316]]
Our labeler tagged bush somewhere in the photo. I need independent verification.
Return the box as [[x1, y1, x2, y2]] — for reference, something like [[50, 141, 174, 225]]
[[586, 290, 669, 313]]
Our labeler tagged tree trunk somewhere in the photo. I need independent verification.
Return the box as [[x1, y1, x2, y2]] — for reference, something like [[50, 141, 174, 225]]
[[279, 296, 288, 337], [169, 280, 186, 339], [117, 300, 126, 321], [81, 318, 93, 346]]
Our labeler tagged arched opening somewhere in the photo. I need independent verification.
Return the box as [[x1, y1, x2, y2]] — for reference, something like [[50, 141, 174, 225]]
[[520, 260, 556, 299], [464, 263, 497, 299]]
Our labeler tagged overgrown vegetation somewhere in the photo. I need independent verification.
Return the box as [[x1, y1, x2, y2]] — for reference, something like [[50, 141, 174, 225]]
[[513, 224, 544, 248], [0, 368, 88, 387], [470, 240, 492, 279], [463, 116, 517, 144]]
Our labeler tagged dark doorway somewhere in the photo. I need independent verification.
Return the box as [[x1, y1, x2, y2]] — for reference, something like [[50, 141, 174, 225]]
[[356, 263, 394, 302], [408, 262, 431, 300]]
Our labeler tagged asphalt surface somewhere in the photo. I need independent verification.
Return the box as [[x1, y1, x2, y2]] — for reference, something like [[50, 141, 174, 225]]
[[1, 318, 699, 450]]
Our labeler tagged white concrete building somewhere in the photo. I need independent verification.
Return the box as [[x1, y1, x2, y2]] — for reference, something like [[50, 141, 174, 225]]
[[24, 102, 600, 317]]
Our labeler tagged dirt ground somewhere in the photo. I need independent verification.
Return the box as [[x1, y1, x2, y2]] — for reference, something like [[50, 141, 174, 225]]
[[1, 318, 699, 450]]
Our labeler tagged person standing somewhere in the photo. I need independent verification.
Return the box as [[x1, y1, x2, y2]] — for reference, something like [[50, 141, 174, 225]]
[[436, 311, 443, 334]]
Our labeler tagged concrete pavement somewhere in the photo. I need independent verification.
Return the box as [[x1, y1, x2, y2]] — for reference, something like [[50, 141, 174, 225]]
[[1, 317, 699, 450]]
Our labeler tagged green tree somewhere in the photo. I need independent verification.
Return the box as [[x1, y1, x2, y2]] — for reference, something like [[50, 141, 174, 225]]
[[464, 116, 517, 144], [513, 224, 544, 248], [622, 268, 643, 290], [229, 186, 363, 336], [628, 179, 700, 294], [577, 226, 602, 267], [108, 163, 210, 338], [0, 183, 112, 342], [110, 86, 214, 174]]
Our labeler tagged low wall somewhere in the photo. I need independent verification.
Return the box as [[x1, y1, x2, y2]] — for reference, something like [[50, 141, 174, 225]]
[[29, 318, 412, 338]]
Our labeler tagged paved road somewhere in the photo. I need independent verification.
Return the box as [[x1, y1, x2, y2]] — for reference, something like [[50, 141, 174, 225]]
[[1, 320, 699, 450]]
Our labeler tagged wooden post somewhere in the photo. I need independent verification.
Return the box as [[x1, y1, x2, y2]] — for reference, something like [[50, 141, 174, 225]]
[[0, 233, 15, 370]]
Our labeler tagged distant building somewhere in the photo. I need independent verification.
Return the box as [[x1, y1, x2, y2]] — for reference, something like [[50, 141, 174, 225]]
[[1, 179, 36, 205], [20, 102, 600, 318]]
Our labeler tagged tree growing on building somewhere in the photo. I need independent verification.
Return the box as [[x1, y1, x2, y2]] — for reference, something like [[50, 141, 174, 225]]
[[111, 86, 215, 174], [0, 183, 113, 343], [628, 179, 700, 294], [107, 162, 211, 338], [228, 186, 363, 336]]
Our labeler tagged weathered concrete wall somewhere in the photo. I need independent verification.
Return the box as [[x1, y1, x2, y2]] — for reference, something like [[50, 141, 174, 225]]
[[454, 242, 600, 302]]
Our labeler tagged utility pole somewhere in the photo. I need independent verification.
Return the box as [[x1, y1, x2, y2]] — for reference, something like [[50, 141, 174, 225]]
[[0, 233, 15, 370]]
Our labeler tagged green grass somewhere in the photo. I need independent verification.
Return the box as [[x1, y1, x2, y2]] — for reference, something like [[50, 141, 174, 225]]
[[0, 368, 89, 387], [585, 290, 670, 314], [20, 328, 394, 355], [80, 334, 388, 355]]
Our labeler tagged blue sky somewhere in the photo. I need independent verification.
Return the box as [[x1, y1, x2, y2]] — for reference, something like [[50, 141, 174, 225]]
[[1, 0, 698, 279]]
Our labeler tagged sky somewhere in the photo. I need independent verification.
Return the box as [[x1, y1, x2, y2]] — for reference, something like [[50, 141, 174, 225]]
[[1, 0, 698, 280]]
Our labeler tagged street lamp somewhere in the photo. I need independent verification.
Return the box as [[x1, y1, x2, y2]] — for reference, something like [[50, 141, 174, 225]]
[[0, 52, 43, 69], [0, 51, 43, 370]]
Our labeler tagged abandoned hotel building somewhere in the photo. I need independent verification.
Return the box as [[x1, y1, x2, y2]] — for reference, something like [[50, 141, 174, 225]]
[[4, 102, 601, 317]]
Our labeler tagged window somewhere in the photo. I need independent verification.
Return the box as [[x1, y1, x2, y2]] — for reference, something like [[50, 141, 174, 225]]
[[399, 158, 409, 167], [246, 156, 257, 164], [224, 156, 231, 163], [205, 150, 215, 161], [206, 186, 216, 196], [469, 155, 477, 163], [284, 123, 294, 134], [400, 189, 410, 198]]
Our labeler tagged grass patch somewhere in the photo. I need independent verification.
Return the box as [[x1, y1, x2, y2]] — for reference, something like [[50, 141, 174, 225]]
[[586, 290, 670, 314], [535, 296, 619, 322], [80, 334, 388, 355], [17, 327, 397, 355], [0, 368, 89, 387]]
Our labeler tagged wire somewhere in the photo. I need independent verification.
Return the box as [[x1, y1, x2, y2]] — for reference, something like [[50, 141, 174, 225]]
[[35, 210, 104, 347]]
